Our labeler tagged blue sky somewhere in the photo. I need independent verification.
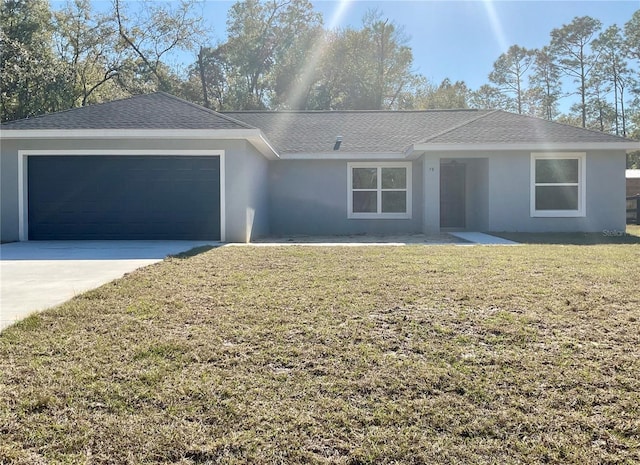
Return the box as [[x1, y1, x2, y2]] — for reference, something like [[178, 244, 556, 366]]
[[201, 0, 638, 90]]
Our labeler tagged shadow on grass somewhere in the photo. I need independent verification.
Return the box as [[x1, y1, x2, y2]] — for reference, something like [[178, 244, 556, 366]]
[[169, 245, 218, 259], [492, 229, 640, 245]]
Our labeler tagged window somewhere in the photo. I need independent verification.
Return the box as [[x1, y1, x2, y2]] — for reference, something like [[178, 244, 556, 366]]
[[348, 162, 411, 219], [531, 153, 585, 217]]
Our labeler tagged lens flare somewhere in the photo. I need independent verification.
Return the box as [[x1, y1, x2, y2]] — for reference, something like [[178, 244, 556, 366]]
[[482, 0, 509, 52]]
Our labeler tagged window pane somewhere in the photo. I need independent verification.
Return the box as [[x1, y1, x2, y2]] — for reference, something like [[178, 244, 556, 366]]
[[353, 191, 377, 212], [381, 167, 406, 189], [382, 191, 406, 213], [353, 168, 377, 189], [536, 159, 579, 184], [536, 185, 578, 210]]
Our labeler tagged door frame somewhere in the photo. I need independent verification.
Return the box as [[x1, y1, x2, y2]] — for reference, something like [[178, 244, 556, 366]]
[[18, 149, 226, 241]]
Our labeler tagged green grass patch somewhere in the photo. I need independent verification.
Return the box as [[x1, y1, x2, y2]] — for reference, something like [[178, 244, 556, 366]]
[[1, 245, 639, 463]]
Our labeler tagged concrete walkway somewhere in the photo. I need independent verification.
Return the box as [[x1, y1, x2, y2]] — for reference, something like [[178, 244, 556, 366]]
[[448, 232, 519, 245], [245, 232, 518, 246], [248, 233, 463, 246], [0, 241, 217, 331]]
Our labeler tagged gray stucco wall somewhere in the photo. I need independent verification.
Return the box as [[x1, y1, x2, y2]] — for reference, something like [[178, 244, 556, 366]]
[[224, 140, 270, 242], [1, 138, 627, 242], [0, 137, 269, 243], [487, 150, 626, 232], [268, 158, 423, 236], [0, 142, 19, 242], [424, 150, 626, 233]]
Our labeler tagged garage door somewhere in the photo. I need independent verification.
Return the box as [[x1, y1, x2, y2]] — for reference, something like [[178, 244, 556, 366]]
[[28, 156, 220, 240]]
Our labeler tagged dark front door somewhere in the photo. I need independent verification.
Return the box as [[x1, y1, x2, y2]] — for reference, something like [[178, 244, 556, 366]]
[[28, 155, 220, 240], [440, 162, 466, 228]]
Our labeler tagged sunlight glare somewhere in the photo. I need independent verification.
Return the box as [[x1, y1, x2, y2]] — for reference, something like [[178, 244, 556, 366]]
[[482, 0, 509, 53], [277, 0, 353, 131], [326, 0, 352, 31], [284, 0, 353, 109]]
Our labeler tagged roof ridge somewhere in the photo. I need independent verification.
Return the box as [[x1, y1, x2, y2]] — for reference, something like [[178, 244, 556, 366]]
[[1, 92, 257, 130], [417, 110, 499, 144], [0, 92, 145, 126], [155, 92, 256, 129], [221, 109, 480, 115]]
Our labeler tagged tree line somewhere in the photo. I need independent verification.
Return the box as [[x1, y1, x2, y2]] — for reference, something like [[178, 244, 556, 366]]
[[1, 0, 639, 142]]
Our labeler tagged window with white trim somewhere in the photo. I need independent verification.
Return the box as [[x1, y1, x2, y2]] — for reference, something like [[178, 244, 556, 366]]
[[531, 153, 585, 217], [347, 162, 412, 219]]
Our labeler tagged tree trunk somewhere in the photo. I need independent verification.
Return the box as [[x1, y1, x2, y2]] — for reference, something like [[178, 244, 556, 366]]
[[198, 47, 210, 109]]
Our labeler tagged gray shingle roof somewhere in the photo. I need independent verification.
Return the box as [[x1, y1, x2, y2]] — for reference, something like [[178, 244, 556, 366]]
[[226, 109, 635, 153], [421, 110, 633, 145], [2, 92, 634, 153], [0, 92, 253, 130], [222, 109, 494, 153]]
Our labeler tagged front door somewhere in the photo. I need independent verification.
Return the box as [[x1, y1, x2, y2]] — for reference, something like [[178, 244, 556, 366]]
[[440, 162, 466, 228]]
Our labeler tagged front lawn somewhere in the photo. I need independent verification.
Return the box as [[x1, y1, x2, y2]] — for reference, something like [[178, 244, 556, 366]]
[[493, 224, 640, 245], [1, 245, 639, 464]]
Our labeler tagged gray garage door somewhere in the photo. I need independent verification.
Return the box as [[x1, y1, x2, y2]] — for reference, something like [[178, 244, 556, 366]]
[[28, 156, 220, 240]]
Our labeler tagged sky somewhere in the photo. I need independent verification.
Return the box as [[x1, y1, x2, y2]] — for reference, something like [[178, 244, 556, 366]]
[[200, 0, 638, 91]]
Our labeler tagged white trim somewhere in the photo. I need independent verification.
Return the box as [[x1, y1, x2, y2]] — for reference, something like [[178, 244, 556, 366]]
[[410, 142, 639, 153], [251, 133, 280, 160], [280, 152, 405, 160], [2, 129, 279, 160], [347, 162, 412, 219], [530, 152, 586, 218], [18, 149, 226, 242], [18, 154, 26, 241], [3, 128, 257, 139], [219, 152, 226, 242], [626, 169, 640, 179]]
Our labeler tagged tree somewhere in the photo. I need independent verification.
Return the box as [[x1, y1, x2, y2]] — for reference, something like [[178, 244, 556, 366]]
[[183, 43, 235, 110], [623, 10, 640, 137], [223, 0, 322, 109], [270, 22, 325, 109], [489, 45, 535, 114], [529, 47, 562, 120], [53, 0, 126, 108], [412, 78, 469, 109], [584, 78, 615, 132], [114, 0, 207, 93], [624, 9, 640, 62], [469, 84, 510, 110], [592, 25, 632, 135], [0, 0, 69, 121], [361, 10, 415, 109], [312, 10, 417, 110], [549, 16, 602, 128], [627, 110, 640, 168]]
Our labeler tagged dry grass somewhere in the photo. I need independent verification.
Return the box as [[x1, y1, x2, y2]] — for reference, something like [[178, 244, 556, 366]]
[[1, 245, 639, 464]]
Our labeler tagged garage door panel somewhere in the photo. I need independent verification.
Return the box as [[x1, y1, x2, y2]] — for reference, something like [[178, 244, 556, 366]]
[[28, 156, 220, 240]]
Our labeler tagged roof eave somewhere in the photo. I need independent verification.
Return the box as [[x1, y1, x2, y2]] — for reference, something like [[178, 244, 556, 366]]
[[0, 128, 280, 159], [279, 152, 406, 160], [247, 132, 280, 160], [408, 141, 640, 154]]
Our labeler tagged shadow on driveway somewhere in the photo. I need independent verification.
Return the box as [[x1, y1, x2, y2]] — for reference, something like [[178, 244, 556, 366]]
[[0, 240, 220, 260]]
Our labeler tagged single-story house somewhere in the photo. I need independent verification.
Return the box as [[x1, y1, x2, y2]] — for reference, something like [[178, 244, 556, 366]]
[[1, 92, 638, 242]]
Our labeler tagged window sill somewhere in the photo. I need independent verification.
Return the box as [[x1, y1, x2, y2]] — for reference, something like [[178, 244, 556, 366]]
[[531, 210, 585, 218]]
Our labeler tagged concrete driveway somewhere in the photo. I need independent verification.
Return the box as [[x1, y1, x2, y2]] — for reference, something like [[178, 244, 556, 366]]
[[0, 241, 217, 332]]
